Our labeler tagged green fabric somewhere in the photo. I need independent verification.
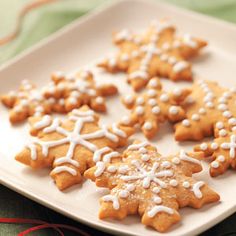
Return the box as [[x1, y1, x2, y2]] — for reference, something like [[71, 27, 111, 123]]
[[1, 0, 236, 235]]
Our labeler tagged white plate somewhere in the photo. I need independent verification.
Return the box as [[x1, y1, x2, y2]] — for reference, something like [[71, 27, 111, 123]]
[[1, 0, 236, 235]]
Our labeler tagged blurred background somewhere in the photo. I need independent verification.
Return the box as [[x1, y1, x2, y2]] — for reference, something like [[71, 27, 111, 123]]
[[1, 0, 236, 235], [0, 0, 236, 64]]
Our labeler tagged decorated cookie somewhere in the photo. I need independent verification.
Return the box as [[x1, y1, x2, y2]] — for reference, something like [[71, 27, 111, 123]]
[[84, 141, 219, 232], [1, 80, 54, 124], [121, 77, 190, 139], [98, 20, 207, 91], [174, 80, 236, 141], [15, 105, 134, 190], [195, 129, 236, 177], [44, 69, 118, 113]]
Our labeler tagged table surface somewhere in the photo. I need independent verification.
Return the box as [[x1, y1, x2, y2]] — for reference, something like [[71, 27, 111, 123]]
[[1, 0, 236, 235]]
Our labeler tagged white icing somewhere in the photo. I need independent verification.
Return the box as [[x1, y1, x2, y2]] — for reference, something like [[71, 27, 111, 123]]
[[121, 116, 131, 125], [221, 134, 236, 158], [102, 195, 120, 210], [179, 150, 201, 165], [143, 122, 152, 130], [124, 95, 134, 104], [172, 157, 180, 164], [33, 115, 51, 130], [182, 119, 190, 127], [216, 122, 224, 129], [147, 205, 174, 218], [173, 61, 188, 73], [191, 114, 200, 121], [169, 106, 179, 115], [112, 123, 127, 138], [152, 106, 161, 115], [200, 143, 208, 151], [160, 94, 169, 102], [135, 106, 144, 115], [136, 97, 144, 105], [182, 181, 190, 188], [128, 142, 148, 150], [192, 181, 204, 199], [93, 147, 111, 162], [211, 161, 219, 169], [51, 166, 77, 176], [217, 155, 225, 162], [219, 129, 227, 137], [169, 179, 178, 187]]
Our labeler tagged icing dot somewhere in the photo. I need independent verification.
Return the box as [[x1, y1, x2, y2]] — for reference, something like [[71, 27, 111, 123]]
[[173, 88, 182, 96], [107, 165, 117, 173], [136, 97, 144, 105], [199, 108, 206, 114], [223, 91, 231, 99], [172, 157, 180, 164], [152, 187, 160, 194], [169, 106, 179, 115], [232, 126, 236, 132], [135, 106, 144, 115], [217, 155, 225, 162], [147, 89, 157, 97], [182, 119, 190, 127], [186, 96, 195, 104], [218, 97, 227, 104], [211, 143, 219, 150], [124, 95, 134, 104], [217, 104, 228, 111], [160, 54, 168, 62], [219, 129, 227, 137], [161, 161, 171, 168], [95, 97, 104, 104], [183, 181, 190, 188], [143, 122, 152, 130], [148, 78, 159, 88], [162, 42, 170, 50], [139, 147, 147, 154], [126, 184, 135, 192], [68, 97, 77, 105], [230, 87, 236, 93], [206, 102, 214, 108], [211, 161, 219, 169], [168, 56, 177, 65], [160, 94, 169, 102], [223, 111, 232, 118], [173, 61, 188, 73], [141, 154, 150, 162], [169, 179, 178, 187], [191, 114, 200, 121], [119, 190, 129, 198], [200, 143, 208, 151], [152, 106, 161, 115], [121, 116, 130, 125], [148, 98, 157, 106], [216, 122, 224, 129], [153, 196, 162, 204], [228, 118, 236, 126]]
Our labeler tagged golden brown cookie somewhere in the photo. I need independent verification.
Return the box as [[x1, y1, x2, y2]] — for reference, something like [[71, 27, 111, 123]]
[[1, 80, 54, 124], [84, 141, 219, 232], [120, 77, 190, 139], [174, 80, 236, 141], [15, 105, 134, 190], [195, 130, 236, 177], [98, 20, 207, 91], [44, 69, 118, 113]]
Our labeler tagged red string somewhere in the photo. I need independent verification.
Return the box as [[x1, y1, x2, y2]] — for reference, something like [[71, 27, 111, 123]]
[[0, 217, 90, 236]]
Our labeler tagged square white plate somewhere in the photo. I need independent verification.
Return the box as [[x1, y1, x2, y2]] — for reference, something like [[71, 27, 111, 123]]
[[1, 0, 236, 235]]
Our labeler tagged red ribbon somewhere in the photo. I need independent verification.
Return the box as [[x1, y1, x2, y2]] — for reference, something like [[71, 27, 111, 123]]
[[0, 217, 90, 236]]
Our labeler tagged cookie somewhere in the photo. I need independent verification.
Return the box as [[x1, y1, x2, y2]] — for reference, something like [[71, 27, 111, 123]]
[[174, 80, 236, 141], [121, 77, 190, 139], [15, 105, 134, 190], [44, 69, 118, 113], [195, 130, 236, 177], [1, 80, 54, 124], [85, 141, 219, 232], [98, 20, 207, 91]]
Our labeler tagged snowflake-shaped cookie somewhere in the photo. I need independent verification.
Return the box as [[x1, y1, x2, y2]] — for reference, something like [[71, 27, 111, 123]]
[[195, 129, 236, 177], [85, 141, 219, 232], [98, 20, 207, 91], [174, 80, 236, 141], [120, 77, 190, 139], [15, 106, 134, 190], [43, 69, 118, 113], [1, 80, 56, 124]]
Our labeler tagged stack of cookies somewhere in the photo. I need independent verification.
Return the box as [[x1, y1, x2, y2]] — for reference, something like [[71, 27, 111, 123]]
[[3, 20, 236, 233]]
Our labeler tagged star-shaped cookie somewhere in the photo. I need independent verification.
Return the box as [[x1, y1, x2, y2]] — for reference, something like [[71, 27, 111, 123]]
[[98, 20, 207, 91], [85, 141, 219, 232], [120, 77, 190, 139], [15, 105, 134, 190]]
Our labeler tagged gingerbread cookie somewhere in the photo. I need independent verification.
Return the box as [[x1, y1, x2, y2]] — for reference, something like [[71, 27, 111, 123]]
[[43, 70, 118, 113], [1, 80, 55, 124], [85, 141, 219, 232], [121, 77, 190, 139], [195, 129, 236, 177], [98, 20, 207, 91], [174, 80, 236, 141], [15, 105, 134, 190]]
